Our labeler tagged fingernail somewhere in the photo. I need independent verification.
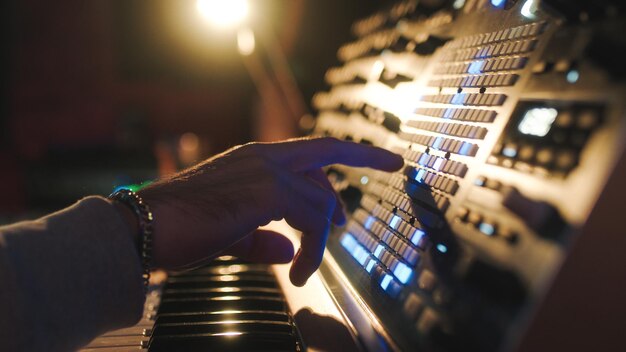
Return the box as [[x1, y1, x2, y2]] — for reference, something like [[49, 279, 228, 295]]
[[289, 248, 309, 287]]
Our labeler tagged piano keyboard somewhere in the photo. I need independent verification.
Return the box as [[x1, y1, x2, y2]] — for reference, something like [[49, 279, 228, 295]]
[[80, 257, 303, 352]]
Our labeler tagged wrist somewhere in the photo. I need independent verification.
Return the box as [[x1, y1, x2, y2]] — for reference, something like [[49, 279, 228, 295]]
[[112, 200, 141, 246]]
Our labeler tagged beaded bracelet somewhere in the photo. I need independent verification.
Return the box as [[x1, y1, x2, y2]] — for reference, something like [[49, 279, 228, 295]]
[[109, 189, 154, 292]]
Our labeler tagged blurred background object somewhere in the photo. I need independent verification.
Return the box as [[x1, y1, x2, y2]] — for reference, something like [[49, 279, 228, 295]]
[[0, 0, 383, 223]]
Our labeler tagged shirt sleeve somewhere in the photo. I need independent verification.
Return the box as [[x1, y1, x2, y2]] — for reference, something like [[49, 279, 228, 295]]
[[0, 196, 145, 352]]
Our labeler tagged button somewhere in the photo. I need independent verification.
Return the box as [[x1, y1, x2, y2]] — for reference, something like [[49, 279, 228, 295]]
[[416, 308, 440, 334], [535, 148, 554, 165], [555, 150, 577, 170], [418, 270, 437, 292], [467, 212, 482, 226], [403, 293, 424, 320], [456, 207, 469, 222], [517, 145, 535, 161], [478, 221, 497, 236]]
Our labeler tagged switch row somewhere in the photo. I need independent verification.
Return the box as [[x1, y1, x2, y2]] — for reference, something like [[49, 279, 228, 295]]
[[420, 93, 507, 106], [359, 195, 428, 247], [338, 29, 399, 61], [434, 57, 528, 75], [455, 207, 519, 245], [442, 39, 538, 62], [401, 149, 468, 177], [406, 166, 459, 196], [405, 119, 488, 140], [325, 66, 367, 85], [428, 73, 519, 88], [398, 131, 479, 156], [444, 21, 546, 50], [414, 107, 496, 123], [369, 178, 451, 213]]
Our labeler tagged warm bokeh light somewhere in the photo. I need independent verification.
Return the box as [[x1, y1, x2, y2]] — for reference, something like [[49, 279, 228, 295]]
[[196, 0, 250, 28], [237, 27, 256, 55]]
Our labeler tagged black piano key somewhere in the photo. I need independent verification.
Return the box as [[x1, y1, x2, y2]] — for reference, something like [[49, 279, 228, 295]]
[[152, 321, 294, 337], [148, 332, 298, 352], [164, 277, 278, 290], [161, 287, 282, 299], [155, 311, 290, 325], [157, 297, 287, 314]]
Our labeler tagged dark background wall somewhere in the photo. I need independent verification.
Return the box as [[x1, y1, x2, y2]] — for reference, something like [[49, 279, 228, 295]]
[[0, 0, 384, 220]]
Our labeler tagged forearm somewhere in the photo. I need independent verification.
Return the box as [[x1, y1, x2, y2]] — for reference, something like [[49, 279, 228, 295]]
[[0, 197, 145, 351]]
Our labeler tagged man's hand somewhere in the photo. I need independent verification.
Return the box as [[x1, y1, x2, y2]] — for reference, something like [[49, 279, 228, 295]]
[[137, 137, 404, 286]]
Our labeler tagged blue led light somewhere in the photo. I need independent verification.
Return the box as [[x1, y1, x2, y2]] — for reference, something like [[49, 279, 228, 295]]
[[436, 244, 448, 253], [380, 274, 393, 290], [365, 260, 376, 273], [468, 60, 484, 74], [432, 137, 444, 150], [451, 93, 466, 105], [389, 215, 401, 229], [460, 142, 472, 156], [374, 244, 385, 258], [566, 70, 580, 84], [418, 154, 429, 166], [479, 223, 496, 236], [491, 0, 506, 7], [414, 169, 426, 183], [364, 216, 375, 229], [502, 147, 517, 158], [354, 247, 369, 265], [411, 230, 426, 246], [393, 262, 413, 284], [341, 233, 358, 252], [432, 158, 444, 171]]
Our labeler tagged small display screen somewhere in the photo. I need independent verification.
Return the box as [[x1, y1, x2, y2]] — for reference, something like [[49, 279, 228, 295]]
[[517, 107, 559, 137]]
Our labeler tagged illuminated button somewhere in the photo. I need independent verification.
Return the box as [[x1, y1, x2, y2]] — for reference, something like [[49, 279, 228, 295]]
[[502, 144, 518, 158], [473, 176, 487, 187], [364, 216, 375, 229], [418, 270, 437, 292], [404, 293, 424, 320], [410, 229, 427, 247], [414, 169, 427, 183], [380, 273, 393, 290], [393, 261, 414, 284], [340, 233, 358, 253], [365, 258, 377, 273], [373, 244, 385, 258], [389, 215, 402, 229], [479, 222, 496, 236]]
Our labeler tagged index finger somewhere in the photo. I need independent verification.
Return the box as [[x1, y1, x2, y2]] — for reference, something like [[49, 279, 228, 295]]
[[254, 137, 404, 172]]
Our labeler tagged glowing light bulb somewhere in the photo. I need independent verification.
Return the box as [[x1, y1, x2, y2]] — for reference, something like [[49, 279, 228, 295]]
[[197, 0, 249, 28]]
